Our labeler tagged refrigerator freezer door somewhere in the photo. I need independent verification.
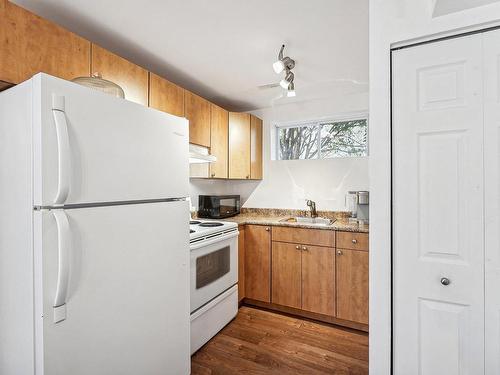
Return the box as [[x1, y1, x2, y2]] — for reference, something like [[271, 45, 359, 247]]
[[34, 201, 190, 375], [32, 73, 189, 206]]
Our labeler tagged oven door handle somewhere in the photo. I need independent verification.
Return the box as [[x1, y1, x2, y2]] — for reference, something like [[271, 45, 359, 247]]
[[190, 230, 239, 250]]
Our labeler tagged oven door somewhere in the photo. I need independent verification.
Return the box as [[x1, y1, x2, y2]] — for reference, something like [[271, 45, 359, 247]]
[[190, 230, 238, 313]]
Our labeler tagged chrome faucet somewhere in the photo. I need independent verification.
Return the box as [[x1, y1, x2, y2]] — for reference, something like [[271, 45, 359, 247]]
[[306, 199, 318, 218]]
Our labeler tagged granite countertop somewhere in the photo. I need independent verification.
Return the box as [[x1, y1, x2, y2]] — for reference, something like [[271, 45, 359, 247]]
[[218, 208, 369, 233]]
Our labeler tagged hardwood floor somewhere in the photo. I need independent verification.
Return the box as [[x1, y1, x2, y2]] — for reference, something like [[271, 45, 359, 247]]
[[191, 306, 369, 374]]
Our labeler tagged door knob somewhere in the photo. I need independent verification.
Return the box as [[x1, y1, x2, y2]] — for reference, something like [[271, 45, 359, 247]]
[[337, 250, 343, 255], [440, 277, 451, 286]]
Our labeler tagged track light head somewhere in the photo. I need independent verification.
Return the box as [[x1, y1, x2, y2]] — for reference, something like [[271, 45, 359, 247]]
[[273, 45, 295, 74], [280, 71, 294, 89], [287, 82, 296, 97]]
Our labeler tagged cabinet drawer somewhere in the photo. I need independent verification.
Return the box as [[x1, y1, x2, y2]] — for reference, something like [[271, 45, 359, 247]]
[[272, 226, 335, 247], [336, 231, 369, 251]]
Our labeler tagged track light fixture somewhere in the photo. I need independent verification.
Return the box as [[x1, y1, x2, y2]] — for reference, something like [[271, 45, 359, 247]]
[[273, 44, 297, 97], [273, 45, 295, 74]]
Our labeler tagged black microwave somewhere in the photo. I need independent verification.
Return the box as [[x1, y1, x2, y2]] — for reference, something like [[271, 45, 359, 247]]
[[198, 195, 240, 219]]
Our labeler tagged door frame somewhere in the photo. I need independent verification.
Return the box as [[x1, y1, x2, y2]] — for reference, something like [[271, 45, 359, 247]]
[[389, 24, 500, 374]]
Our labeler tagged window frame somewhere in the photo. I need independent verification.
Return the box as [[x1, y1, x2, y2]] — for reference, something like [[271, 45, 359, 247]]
[[274, 112, 369, 161]]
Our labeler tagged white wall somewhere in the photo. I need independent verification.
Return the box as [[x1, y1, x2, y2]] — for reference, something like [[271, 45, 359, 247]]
[[369, 1, 500, 373], [189, 91, 369, 211], [247, 92, 369, 211]]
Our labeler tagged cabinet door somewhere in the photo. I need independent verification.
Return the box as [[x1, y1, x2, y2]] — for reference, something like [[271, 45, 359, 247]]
[[250, 115, 263, 179], [0, 0, 90, 84], [209, 104, 229, 178], [244, 225, 271, 302], [149, 73, 184, 117], [302, 245, 335, 316], [238, 226, 245, 302], [229, 112, 251, 179], [271, 242, 302, 309], [91, 44, 148, 106], [185, 91, 211, 147], [336, 249, 368, 324]]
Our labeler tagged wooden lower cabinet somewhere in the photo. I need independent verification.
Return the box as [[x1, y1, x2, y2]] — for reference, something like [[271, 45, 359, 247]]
[[238, 225, 245, 302], [302, 245, 335, 316], [244, 225, 271, 302], [336, 248, 369, 324], [272, 242, 302, 309]]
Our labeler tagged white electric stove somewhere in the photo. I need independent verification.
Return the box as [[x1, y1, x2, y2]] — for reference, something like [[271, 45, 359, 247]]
[[189, 219, 239, 354]]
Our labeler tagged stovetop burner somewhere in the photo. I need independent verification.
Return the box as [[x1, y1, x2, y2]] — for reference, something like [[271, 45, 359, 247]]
[[198, 222, 224, 227], [190, 220, 201, 225]]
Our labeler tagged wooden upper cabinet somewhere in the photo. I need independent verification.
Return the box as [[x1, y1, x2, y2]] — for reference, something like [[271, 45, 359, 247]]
[[336, 248, 369, 324], [271, 242, 302, 309], [229, 112, 251, 179], [302, 245, 335, 316], [185, 90, 211, 147], [0, 0, 90, 84], [209, 104, 229, 178], [91, 44, 148, 106], [250, 115, 263, 179], [149, 73, 184, 117], [245, 225, 271, 302]]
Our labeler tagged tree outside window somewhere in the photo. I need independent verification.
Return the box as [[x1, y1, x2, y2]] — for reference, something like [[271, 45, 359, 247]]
[[277, 117, 368, 160]]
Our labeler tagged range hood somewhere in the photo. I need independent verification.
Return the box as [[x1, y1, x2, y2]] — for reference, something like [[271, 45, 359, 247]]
[[189, 144, 217, 164]]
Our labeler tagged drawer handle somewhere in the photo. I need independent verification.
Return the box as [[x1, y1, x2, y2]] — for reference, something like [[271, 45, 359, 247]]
[[351, 239, 358, 244], [337, 250, 343, 255]]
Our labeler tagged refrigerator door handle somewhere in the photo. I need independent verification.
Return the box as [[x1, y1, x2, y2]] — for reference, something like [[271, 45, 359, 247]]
[[52, 95, 71, 205], [52, 210, 71, 323]]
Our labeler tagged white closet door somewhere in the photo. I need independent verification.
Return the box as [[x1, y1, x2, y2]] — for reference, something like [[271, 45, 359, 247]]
[[392, 34, 485, 374], [483, 30, 500, 375]]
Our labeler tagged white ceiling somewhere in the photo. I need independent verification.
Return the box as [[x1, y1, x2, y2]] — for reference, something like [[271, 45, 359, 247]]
[[13, 0, 368, 111]]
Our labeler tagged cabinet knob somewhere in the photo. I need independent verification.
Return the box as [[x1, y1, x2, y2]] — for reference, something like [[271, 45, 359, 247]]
[[246, 175, 250, 179], [301, 246, 307, 251], [265, 227, 270, 231], [351, 239, 358, 244], [211, 173, 215, 178], [295, 245, 300, 250], [440, 277, 451, 286], [337, 250, 343, 255]]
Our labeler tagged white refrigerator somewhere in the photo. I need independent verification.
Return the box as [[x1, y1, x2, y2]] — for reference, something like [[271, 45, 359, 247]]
[[0, 74, 191, 375]]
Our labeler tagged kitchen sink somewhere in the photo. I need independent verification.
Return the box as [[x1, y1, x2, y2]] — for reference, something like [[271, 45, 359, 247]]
[[280, 216, 334, 226]]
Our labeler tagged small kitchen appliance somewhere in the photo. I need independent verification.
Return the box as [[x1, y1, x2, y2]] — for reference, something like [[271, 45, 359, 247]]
[[198, 195, 241, 219]]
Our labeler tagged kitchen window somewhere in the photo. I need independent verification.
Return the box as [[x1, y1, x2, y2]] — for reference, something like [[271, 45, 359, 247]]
[[275, 115, 368, 160]]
